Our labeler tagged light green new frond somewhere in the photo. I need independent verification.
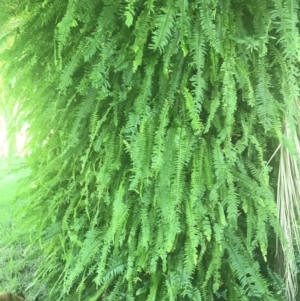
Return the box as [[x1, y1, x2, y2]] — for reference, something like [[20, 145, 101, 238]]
[[202, 216, 212, 242], [124, 0, 137, 27]]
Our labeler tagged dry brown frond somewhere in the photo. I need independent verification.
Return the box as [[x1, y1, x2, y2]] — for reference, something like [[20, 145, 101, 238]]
[[276, 117, 300, 301]]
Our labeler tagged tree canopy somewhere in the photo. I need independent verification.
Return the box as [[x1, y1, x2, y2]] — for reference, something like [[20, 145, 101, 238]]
[[1, 0, 300, 300]]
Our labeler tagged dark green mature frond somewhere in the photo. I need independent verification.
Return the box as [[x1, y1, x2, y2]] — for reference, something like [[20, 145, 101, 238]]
[[225, 232, 272, 299], [57, 0, 79, 55], [150, 3, 175, 53]]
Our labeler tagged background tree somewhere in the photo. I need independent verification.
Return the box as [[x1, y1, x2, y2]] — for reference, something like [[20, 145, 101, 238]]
[[0, 0, 300, 300]]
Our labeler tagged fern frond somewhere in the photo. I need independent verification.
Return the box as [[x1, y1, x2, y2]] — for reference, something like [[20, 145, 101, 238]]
[[255, 59, 274, 132], [225, 233, 271, 299], [150, 4, 175, 53], [124, 0, 137, 27], [199, 1, 221, 53], [132, 10, 152, 71], [59, 40, 85, 90], [151, 100, 170, 173], [57, 0, 79, 55], [183, 88, 202, 135]]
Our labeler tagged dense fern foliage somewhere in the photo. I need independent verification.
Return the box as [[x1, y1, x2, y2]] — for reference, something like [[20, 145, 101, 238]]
[[1, 0, 300, 300]]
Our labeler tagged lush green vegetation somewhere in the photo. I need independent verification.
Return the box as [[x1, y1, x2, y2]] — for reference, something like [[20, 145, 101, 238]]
[[1, 0, 300, 300], [0, 158, 36, 300]]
